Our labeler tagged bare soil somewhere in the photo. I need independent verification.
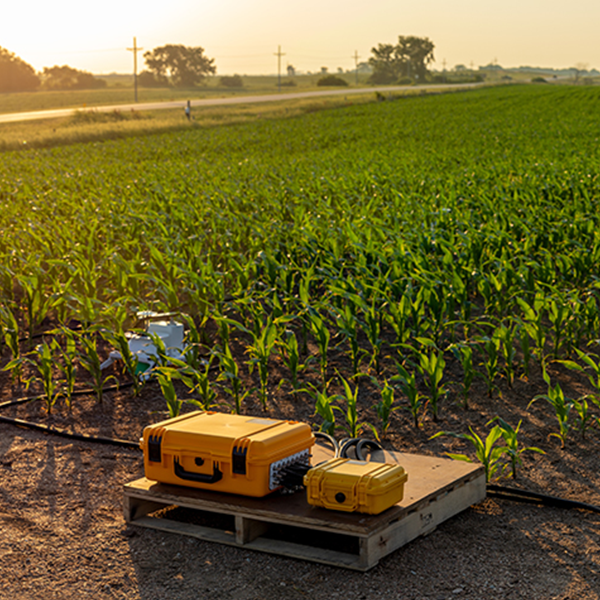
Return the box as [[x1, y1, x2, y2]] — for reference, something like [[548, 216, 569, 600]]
[[2, 335, 600, 600]]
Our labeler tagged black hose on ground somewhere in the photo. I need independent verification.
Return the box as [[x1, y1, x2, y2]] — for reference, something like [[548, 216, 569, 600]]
[[0, 382, 140, 449], [487, 484, 600, 514]]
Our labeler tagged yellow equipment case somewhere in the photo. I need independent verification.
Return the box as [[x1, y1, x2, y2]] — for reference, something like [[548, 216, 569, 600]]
[[140, 411, 314, 497], [304, 457, 408, 515]]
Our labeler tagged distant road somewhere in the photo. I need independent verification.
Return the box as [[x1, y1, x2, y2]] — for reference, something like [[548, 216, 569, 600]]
[[0, 83, 484, 124]]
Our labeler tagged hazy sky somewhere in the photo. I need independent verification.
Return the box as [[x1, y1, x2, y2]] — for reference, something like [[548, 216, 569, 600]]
[[2, 0, 599, 75]]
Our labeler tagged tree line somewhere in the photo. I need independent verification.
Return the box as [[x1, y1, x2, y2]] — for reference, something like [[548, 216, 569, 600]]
[[0, 36, 436, 94]]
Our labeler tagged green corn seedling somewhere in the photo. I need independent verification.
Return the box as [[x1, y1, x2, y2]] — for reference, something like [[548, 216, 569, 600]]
[[572, 396, 595, 439], [529, 379, 573, 449], [309, 311, 330, 386], [57, 329, 78, 410], [77, 331, 118, 404], [277, 329, 304, 393], [217, 343, 249, 414], [479, 334, 500, 397], [449, 342, 475, 409], [336, 374, 372, 439], [247, 318, 278, 409], [105, 329, 144, 397], [488, 417, 544, 479], [29, 342, 62, 414], [518, 323, 532, 380], [393, 361, 424, 429], [312, 388, 338, 437], [517, 295, 548, 373], [156, 368, 183, 418], [373, 380, 401, 440], [2, 307, 22, 382], [431, 425, 507, 482], [418, 346, 447, 421], [494, 322, 517, 388]]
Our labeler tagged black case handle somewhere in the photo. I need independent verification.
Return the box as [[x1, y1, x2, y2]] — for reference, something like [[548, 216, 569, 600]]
[[174, 457, 223, 484]]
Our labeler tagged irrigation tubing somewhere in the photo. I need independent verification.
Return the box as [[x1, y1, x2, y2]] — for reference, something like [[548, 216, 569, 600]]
[[0, 381, 140, 450], [487, 484, 600, 514]]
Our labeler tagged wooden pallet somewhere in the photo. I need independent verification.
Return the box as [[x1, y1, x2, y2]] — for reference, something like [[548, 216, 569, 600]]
[[123, 448, 485, 571]]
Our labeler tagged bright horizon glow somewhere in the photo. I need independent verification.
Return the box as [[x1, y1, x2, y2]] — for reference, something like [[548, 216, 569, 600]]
[[2, 0, 599, 76]]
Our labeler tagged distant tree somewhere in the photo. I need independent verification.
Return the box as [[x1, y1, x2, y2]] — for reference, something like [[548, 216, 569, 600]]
[[143, 44, 216, 87], [41, 66, 107, 90], [0, 47, 40, 92], [138, 70, 169, 87], [317, 74, 348, 87], [368, 36, 435, 83], [220, 74, 243, 88]]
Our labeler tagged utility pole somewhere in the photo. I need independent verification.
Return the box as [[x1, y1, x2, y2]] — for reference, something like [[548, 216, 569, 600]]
[[352, 50, 360, 85], [127, 37, 143, 102], [274, 45, 285, 92]]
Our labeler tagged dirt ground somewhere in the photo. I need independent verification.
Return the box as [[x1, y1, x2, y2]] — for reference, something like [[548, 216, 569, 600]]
[[2, 341, 600, 600]]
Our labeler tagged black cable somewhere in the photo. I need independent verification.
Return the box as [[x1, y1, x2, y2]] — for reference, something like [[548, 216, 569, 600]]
[[0, 382, 140, 449], [339, 438, 360, 458], [356, 439, 383, 461], [313, 431, 339, 456], [487, 484, 600, 514], [0, 414, 140, 449], [0, 382, 133, 410]]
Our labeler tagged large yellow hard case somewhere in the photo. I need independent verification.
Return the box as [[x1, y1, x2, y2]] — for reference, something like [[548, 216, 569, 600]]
[[304, 457, 408, 514], [140, 411, 314, 497]]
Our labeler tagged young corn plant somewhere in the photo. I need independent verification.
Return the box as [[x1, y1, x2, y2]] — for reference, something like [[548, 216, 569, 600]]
[[518, 323, 533, 380], [77, 330, 118, 404], [308, 311, 331, 387], [572, 396, 595, 439], [517, 294, 548, 373], [360, 297, 384, 375], [528, 377, 573, 449], [332, 302, 362, 376], [277, 329, 305, 394], [495, 322, 517, 388], [431, 425, 507, 483], [57, 329, 78, 410], [418, 345, 447, 421], [15, 270, 58, 346], [27, 341, 63, 414], [547, 295, 570, 360], [449, 343, 475, 409], [561, 348, 600, 404], [104, 330, 144, 397], [156, 368, 184, 418], [478, 334, 500, 398], [217, 343, 249, 414], [335, 374, 373, 439], [2, 306, 23, 382], [488, 417, 545, 479], [312, 388, 338, 437], [393, 361, 424, 429], [247, 318, 278, 409], [372, 380, 402, 440]]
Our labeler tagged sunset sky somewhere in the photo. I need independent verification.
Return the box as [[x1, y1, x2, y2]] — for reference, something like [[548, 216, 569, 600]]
[[2, 0, 599, 75]]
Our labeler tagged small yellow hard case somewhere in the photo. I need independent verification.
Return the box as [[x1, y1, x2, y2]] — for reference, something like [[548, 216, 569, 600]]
[[304, 457, 408, 514], [140, 411, 314, 497]]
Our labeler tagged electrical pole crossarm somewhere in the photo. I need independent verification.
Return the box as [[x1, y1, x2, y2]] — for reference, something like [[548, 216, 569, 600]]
[[127, 37, 143, 103]]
